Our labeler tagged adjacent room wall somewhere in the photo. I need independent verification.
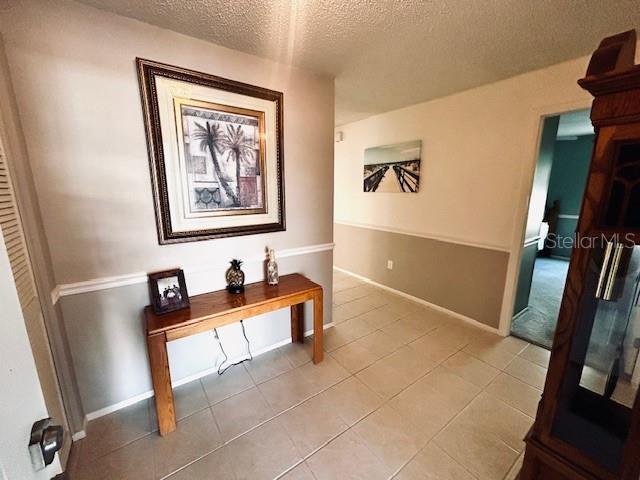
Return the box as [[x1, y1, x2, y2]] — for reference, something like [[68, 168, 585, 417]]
[[334, 52, 600, 332], [0, 0, 334, 418], [546, 135, 594, 259], [513, 116, 560, 316]]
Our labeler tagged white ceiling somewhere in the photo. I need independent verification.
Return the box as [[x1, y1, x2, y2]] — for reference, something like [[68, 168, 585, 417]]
[[78, 0, 640, 125]]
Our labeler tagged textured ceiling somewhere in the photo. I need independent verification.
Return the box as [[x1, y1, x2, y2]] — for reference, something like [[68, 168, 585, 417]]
[[78, 0, 640, 125]]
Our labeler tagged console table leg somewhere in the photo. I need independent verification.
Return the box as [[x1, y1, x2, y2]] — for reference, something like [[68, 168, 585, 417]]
[[313, 289, 324, 364], [290, 303, 304, 343], [147, 333, 176, 436]]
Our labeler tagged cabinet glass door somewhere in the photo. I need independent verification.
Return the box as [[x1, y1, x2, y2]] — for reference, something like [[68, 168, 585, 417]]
[[552, 242, 640, 473], [601, 142, 640, 229]]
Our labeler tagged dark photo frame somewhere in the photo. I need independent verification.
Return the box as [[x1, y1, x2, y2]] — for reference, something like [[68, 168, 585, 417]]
[[148, 269, 190, 315], [137, 58, 286, 244]]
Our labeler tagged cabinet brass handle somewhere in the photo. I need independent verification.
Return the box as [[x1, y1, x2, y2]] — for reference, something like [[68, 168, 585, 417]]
[[603, 244, 625, 301], [596, 241, 614, 299]]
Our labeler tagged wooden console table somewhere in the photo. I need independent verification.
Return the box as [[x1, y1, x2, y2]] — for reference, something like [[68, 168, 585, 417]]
[[144, 273, 324, 436]]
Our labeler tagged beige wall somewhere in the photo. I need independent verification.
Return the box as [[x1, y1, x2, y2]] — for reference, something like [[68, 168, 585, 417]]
[[0, 0, 334, 418], [335, 224, 508, 328], [334, 51, 601, 331]]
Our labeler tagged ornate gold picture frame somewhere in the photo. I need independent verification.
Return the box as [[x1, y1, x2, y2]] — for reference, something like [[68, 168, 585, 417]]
[[137, 59, 285, 244]]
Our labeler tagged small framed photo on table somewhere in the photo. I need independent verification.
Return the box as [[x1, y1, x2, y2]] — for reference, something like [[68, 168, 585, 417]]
[[148, 269, 190, 315]]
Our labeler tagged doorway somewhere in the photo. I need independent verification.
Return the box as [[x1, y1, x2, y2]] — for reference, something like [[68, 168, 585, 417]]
[[511, 110, 594, 347]]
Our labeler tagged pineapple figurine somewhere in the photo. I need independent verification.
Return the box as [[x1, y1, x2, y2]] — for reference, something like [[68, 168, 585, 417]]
[[225, 259, 245, 294]]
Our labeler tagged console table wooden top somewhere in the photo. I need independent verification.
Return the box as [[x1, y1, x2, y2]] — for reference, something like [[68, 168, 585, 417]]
[[145, 273, 322, 339], [144, 273, 324, 436]]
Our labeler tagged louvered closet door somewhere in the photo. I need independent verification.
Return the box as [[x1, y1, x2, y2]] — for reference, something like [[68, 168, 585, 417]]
[[0, 129, 71, 467], [0, 140, 36, 309]]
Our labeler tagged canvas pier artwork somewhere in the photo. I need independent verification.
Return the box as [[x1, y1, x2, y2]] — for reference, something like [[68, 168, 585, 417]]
[[363, 140, 421, 193]]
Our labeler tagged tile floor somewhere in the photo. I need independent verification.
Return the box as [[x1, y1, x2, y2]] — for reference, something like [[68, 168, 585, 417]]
[[67, 270, 549, 480]]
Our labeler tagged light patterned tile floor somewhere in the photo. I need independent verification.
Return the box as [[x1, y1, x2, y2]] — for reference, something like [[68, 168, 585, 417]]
[[68, 270, 543, 480]]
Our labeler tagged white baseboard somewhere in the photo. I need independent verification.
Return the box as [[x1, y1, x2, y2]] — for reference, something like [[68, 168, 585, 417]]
[[333, 266, 501, 336], [70, 415, 87, 441], [85, 391, 153, 423], [512, 307, 529, 322], [78, 322, 334, 429]]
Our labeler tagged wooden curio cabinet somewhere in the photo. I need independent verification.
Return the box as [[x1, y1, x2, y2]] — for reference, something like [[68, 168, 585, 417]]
[[520, 30, 640, 480]]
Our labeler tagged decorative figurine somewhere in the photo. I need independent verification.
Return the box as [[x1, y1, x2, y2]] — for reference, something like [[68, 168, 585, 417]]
[[266, 249, 279, 285], [225, 259, 245, 293]]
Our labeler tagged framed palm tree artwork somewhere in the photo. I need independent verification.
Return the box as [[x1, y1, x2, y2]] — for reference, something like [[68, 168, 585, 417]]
[[137, 59, 285, 244]]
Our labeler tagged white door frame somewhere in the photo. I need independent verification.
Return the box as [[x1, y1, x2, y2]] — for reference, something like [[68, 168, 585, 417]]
[[498, 98, 592, 337]]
